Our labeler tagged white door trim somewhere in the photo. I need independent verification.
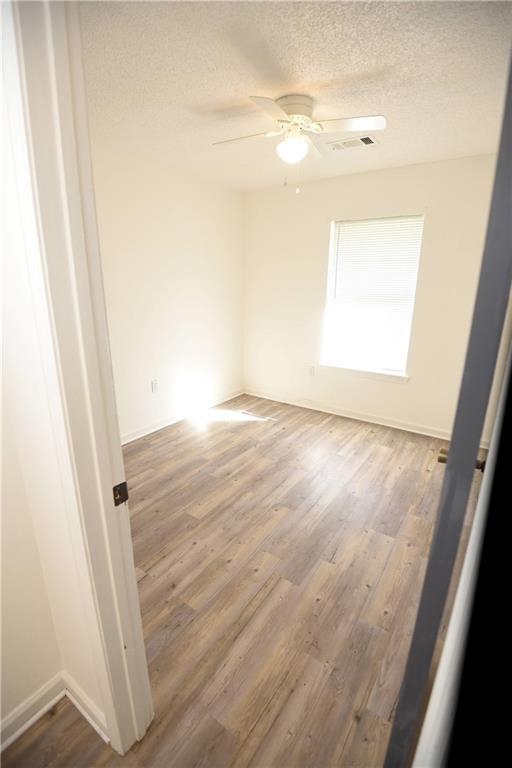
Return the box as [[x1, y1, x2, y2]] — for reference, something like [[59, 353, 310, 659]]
[[11, 0, 153, 754]]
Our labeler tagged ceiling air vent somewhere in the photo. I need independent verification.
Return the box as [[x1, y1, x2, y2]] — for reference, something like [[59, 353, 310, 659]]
[[327, 135, 377, 151]]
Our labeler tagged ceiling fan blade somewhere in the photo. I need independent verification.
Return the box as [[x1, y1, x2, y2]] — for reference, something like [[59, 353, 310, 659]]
[[265, 126, 287, 138], [307, 131, 329, 158], [212, 131, 268, 146], [250, 96, 289, 121], [320, 115, 387, 133]]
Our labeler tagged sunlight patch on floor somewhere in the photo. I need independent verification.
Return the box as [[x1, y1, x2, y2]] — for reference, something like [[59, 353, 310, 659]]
[[188, 408, 271, 431]]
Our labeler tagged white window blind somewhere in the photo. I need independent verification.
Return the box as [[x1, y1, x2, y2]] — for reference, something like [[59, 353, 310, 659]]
[[321, 215, 424, 375]]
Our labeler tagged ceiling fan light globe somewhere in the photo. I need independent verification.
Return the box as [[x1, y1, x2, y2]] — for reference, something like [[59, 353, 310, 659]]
[[276, 136, 309, 164]]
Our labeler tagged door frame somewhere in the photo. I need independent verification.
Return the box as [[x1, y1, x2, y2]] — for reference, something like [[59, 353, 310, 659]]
[[11, 0, 153, 754]]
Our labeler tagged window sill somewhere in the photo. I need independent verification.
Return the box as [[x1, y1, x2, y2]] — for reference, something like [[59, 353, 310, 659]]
[[319, 364, 410, 383]]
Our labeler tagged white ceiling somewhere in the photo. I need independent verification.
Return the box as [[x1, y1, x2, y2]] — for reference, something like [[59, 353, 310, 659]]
[[80, 1, 512, 190]]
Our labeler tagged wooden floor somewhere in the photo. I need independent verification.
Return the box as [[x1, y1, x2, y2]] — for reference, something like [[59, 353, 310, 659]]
[[3, 395, 480, 768]]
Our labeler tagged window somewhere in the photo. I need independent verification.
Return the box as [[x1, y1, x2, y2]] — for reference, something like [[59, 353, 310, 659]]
[[321, 215, 424, 376]]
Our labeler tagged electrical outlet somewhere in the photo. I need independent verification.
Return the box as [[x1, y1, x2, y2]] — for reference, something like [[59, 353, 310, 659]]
[[309, 365, 316, 377], [151, 379, 158, 394]]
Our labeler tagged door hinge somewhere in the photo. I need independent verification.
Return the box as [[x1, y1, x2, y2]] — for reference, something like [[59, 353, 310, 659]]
[[113, 481, 129, 506], [438, 448, 485, 472]]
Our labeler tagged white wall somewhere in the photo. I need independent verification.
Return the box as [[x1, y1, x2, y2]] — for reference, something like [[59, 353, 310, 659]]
[[90, 145, 243, 443], [1, 411, 61, 726], [243, 154, 498, 442]]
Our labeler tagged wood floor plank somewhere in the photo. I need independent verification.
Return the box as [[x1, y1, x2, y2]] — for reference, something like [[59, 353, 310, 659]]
[[2, 396, 482, 768], [361, 538, 423, 632], [337, 708, 392, 768]]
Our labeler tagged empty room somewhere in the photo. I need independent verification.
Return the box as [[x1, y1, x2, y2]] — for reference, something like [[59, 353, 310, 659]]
[[2, 1, 512, 767]]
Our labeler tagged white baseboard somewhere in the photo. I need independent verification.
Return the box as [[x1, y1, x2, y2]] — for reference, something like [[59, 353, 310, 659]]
[[1, 671, 108, 752], [1, 673, 65, 751], [61, 671, 108, 743], [121, 387, 245, 444], [121, 384, 490, 449], [245, 388, 490, 449], [245, 388, 451, 441]]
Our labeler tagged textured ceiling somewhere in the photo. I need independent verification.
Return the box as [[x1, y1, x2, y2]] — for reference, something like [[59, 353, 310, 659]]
[[79, 1, 512, 190]]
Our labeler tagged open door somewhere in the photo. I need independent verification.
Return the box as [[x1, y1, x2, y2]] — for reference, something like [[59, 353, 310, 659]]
[[10, 0, 153, 754], [384, 59, 512, 767]]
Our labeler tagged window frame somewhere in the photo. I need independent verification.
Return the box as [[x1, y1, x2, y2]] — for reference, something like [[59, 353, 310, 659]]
[[322, 214, 425, 380]]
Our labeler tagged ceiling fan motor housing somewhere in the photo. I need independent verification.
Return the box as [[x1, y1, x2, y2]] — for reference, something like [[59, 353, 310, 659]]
[[276, 94, 314, 126]]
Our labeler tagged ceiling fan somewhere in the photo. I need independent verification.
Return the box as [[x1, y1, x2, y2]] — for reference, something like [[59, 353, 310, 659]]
[[213, 94, 386, 164]]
